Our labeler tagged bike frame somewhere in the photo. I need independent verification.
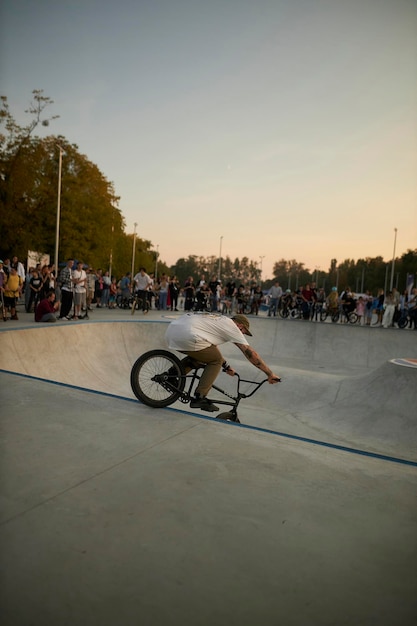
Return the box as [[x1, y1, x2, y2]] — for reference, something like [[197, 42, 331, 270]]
[[172, 366, 268, 413]]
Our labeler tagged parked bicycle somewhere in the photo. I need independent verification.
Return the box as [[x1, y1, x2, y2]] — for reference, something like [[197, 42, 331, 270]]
[[130, 349, 274, 423], [330, 305, 359, 324]]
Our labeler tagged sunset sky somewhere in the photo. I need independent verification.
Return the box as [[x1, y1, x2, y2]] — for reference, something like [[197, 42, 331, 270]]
[[1, 0, 416, 279]]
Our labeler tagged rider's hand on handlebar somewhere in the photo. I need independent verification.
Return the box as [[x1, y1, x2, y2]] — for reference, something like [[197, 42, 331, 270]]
[[268, 374, 281, 384], [226, 367, 236, 377]]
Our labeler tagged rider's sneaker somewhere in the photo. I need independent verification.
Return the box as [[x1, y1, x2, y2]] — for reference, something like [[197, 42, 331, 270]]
[[190, 395, 219, 412]]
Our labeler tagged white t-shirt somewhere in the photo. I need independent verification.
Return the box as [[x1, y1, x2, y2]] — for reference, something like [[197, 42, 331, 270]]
[[134, 272, 151, 291], [166, 313, 249, 352], [72, 269, 86, 293]]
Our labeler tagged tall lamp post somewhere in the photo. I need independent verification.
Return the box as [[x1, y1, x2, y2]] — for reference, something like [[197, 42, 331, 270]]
[[155, 244, 159, 281], [218, 236, 223, 280], [259, 256, 265, 286], [54, 144, 64, 270], [131, 223, 137, 289], [389, 227, 398, 291]]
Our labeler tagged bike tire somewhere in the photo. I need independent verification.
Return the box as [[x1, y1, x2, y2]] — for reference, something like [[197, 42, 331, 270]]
[[398, 316, 408, 329], [320, 309, 328, 322], [348, 312, 359, 324], [331, 311, 339, 323], [216, 412, 240, 423], [130, 349, 186, 408]]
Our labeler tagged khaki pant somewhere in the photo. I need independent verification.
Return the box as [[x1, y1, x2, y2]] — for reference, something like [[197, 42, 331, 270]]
[[181, 345, 223, 397]]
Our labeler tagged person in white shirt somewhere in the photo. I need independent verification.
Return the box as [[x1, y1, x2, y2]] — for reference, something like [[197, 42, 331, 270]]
[[72, 261, 87, 320], [166, 313, 280, 411], [133, 267, 152, 312]]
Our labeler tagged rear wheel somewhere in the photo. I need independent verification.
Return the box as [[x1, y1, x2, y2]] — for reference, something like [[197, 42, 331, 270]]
[[130, 350, 186, 407], [348, 312, 359, 324]]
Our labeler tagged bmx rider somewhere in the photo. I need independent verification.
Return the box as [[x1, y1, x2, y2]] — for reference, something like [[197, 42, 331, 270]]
[[165, 313, 281, 412]]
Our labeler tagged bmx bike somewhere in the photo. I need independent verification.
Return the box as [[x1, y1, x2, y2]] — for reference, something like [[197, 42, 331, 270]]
[[131, 291, 150, 315], [130, 349, 272, 423]]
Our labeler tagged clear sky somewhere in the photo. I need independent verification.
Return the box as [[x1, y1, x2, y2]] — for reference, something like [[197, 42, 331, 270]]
[[1, 0, 416, 279]]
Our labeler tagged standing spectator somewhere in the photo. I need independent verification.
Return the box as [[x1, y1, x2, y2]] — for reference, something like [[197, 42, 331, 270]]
[[183, 276, 195, 311], [267, 281, 282, 317], [86, 268, 96, 310], [169, 276, 180, 311], [3, 266, 22, 320], [313, 287, 326, 321], [2, 258, 11, 278], [11, 255, 25, 286], [156, 273, 169, 310], [406, 288, 417, 329], [26, 269, 43, 313], [119, 272, 132, 306], [72, 261, 87, 320], [392, 287, 401, 326], [208, 275, 220, 311], [24, 267, 34, 313], [58, 259, 74, 320], [225, 280, 237, 313], [35, 290, 59, 323], [95, 269, 104, 307], [251, 285, 263, 315], [382, 291, 396, 329], [355, 296, 365, 326], [39, 265, 53, 300], [102, 271, 111, 307], [373, 288, 385, 326], [364, 290, 373, 326], [301, 283, 315, 320], [109, 277, 118, 308], [197, 274, 206, 292]]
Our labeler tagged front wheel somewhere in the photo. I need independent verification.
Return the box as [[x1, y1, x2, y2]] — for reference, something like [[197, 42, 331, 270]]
[[320, 309, 328, 322], [216, 412, 240, 423], [398, 315, 408, 329], [130, 350, 186, 408]]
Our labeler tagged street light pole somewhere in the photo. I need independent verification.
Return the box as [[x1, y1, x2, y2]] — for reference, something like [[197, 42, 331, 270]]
[[218, 236, 223, 280], [259, 256, 265, 286], [155, 244, 159, 281], [389, 228, 398, 291], [54, 144, 64, 270], [131, 223, 137, 289]]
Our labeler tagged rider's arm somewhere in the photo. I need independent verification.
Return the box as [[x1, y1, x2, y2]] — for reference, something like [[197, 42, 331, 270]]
[[234, 343, 281, 383]]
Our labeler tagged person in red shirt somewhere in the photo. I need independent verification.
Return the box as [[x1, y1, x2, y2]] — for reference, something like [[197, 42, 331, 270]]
[[35, 290, 59, 323]]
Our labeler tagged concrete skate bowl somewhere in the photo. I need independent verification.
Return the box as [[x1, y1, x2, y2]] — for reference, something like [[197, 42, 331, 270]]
[[0, 318, 416, 463]]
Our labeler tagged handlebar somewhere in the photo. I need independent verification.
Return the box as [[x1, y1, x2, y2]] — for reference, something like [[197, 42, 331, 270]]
[[233, 373, 281, 399]]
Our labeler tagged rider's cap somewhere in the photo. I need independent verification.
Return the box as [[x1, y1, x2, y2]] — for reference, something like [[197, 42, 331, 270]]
[[232, 314, 252, 336]]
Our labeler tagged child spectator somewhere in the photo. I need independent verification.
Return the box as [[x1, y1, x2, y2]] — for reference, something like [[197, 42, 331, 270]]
[[355, 296, 365, 325]]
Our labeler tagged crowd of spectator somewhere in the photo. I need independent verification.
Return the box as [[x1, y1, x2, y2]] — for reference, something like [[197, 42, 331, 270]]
[[0, 256, 416, 329]]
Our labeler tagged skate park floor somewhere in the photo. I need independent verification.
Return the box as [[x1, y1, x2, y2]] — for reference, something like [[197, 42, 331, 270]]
[[1, 306, 416, 625]]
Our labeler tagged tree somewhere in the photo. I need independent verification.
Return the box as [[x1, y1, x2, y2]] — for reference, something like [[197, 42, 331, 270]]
[[0, 90, 159, 278]]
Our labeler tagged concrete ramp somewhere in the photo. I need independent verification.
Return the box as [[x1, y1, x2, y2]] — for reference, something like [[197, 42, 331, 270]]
[[0, 318, 416, 461]]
